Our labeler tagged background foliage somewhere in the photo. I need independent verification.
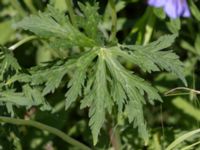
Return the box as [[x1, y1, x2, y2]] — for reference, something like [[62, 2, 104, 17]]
[[0, 0, 200, 149]]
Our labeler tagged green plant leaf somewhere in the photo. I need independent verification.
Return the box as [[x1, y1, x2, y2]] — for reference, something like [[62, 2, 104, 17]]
[[189, 0, 200, 21], [166, 128, 200, 150], [77, 2, 103, 44], [12, 1, 187, 145], [104, 49, 161, 142], [88, 55, 110, 145], [65, 50, 97, 110], [16, 5, 97, 48], [0, 85, 51, 111], [125, 100, 148, 143], [0, 46, 21, 76], [112, 34, 187, 86]]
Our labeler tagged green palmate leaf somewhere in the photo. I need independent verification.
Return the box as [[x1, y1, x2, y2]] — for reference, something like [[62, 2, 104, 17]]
[[64, 34, 183, 144], [14, 0, 186, 145]]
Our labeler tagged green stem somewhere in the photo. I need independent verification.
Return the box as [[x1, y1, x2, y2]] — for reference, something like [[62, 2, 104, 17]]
[[109, 126, 122, 150], [10, 0, 26, 17], [130, 9, 149, 35], [143, 9, 156, 45], [24, 0, 37, 14], [65, 0, 76, 26], [9, 36, 37, 51], [165, 87, 200, 96], [182, 141, 200, 150], [109, 0, 117, 42], [166, 128, 200, 150], [0, 116, 91, 150]]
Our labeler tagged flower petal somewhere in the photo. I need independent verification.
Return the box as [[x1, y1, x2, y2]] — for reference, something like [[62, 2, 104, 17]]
[[177, 0, 184, 16], [148, 0, 191, 19], [182, 0, 191, 17], [164, 0, 178, 19], [148, 0, 165, 7]]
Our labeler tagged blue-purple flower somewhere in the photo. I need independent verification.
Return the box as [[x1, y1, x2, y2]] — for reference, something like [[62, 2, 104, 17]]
[[148, 0, 191, 19]]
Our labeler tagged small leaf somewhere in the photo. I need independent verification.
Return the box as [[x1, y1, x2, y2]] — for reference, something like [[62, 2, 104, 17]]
[[89, 55, 110, 145], [65, 50, 97, 110], [125, 100, 149, 143], [16, 6, 97, 48], [0, 91, 32, 106], [166, 129, 200, 150], [0, 46, 21, 73], [166, 19, 181, 33], [112, 34, 187, 86], [77, 2, 103, 44], [23, 85, 51, 110], [189, 0, 200, 21]]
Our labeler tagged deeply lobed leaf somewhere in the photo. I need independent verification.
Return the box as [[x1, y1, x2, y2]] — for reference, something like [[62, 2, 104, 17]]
[[16, 5, 100, 48], [13, 2, 187, 145], [111, 34, 187, 85]]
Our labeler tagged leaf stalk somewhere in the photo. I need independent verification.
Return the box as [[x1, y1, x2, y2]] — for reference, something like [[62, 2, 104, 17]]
[[65, 0, 76, 26], [9, 36, 37, 51], [108, 0, 117, 42], [0, 116, 91, 150]]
